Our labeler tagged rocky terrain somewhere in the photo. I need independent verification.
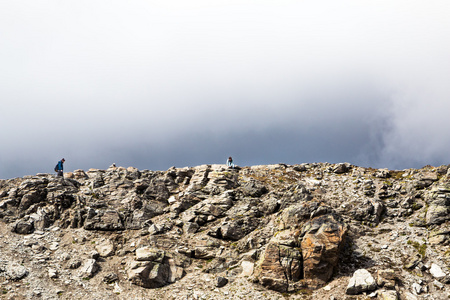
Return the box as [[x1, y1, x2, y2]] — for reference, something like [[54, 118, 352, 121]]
[[0, 162, 450, 300]]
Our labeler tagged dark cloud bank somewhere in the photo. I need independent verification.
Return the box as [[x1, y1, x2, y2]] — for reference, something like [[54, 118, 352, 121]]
[[1, 82, 400, 179]]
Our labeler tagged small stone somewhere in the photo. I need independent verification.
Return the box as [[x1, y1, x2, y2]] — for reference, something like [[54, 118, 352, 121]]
[[90, 250, 100, 260], [79, 259, 99, 278], [368, 290, 377, 298], [95, 240, 115, 257], [48, 268, 58, 279], [216, 276, 228, 288], [103, 272, 119, 284], [60, 252, 71, 261], [68, 259, 82, 269], [346, 269, 377, 295], [433, 280, 444, 289], [148, 224, 163, 235], [113, 282, 122, 294], [430, 263, 446, 279], [412, 282, 422, 295], [49, 242, 59, 251], [240, 261, 254, 277], [380, 290, 398, 300], [377, 269, 397, 288]]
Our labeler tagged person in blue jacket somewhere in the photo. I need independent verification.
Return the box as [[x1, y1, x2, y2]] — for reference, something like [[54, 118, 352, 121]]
[[56, 158, 65, 177], [226, 157, 234, 169]]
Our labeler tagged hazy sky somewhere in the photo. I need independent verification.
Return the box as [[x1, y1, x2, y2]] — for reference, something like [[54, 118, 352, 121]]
[[1, 1, 450, 178]]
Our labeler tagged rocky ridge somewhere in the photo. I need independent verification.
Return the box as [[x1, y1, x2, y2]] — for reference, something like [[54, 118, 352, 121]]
[[0, 162, 450, 299]]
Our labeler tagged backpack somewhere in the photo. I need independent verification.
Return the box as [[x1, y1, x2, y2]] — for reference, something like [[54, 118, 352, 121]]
[[54, 163, 59, 172]]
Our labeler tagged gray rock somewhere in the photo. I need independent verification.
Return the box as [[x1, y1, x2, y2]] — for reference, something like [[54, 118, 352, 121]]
[[103, 272, 119, 284], [425, 198, 450, 225], [240, 180, 267, 197], [240, 261, 254, 277], [5, 262, 28, 280], [136, 247, 165, 263], [380, 290, 398, 300], [433, 279, 445, 289], [79, 259, 99, 278], [90, 250, 100, 260], [12, 219, 34, 234], [430, 263, 446, 279], [3, 163, 450, 299], [183, 222, 199, 234], [333, 163, 350, 174], [48, 268, 58, 279], [377, 269, 397, 288], [216, 276, 228, 288], [411, 282, 422, 295], [95, 240, 115, 257], [67, 259, 82, 269], [127, 262, 172, 288], [346, 269, 377, 295], [84, 210, 125, 231]]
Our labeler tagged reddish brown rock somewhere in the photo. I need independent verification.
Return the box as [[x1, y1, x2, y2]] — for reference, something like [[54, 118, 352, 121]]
[[255, 214, 347, 292], [256, 241, 302, 292], [301, 214, 347, 288]]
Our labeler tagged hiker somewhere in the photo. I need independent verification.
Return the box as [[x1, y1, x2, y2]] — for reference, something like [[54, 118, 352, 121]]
[[55, 158, 65, 177], [226, 157, 234, 169]]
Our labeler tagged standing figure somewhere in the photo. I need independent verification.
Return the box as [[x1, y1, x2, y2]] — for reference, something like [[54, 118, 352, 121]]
[[226, 157, 234, 169], [55, 158, 65, 177]]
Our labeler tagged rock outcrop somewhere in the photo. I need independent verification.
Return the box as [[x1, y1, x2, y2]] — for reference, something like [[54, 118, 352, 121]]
[[0, 162, 449, 299]]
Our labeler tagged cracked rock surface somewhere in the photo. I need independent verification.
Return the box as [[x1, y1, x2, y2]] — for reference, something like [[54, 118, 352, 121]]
[[0, 163, 450, 299]]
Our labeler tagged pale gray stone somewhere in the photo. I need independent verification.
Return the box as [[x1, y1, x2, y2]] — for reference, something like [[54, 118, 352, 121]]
[[380, 290, 398, 300], [346, 269, 377, 295], [95, 239, 115, 257], [411, 282, 422, 295], [5, 262, 28, 280], [79, 259, 99, 278], [430, 263, 446, 279]]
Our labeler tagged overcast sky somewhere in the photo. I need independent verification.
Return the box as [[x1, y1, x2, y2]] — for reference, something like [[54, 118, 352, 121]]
[[1, 1, 450, 179]]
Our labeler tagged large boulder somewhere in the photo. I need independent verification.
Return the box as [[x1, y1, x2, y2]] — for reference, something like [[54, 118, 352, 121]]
[[79, 259, 99, 278], [203, 168, 239, 194], [12, 218, 34, 234], [19, 190, 46, 211], [414, 171, 438, 189], [426, 184, 450, 225], [208, 216, 260, 241], [278, 201, 320, 230], [143, 179, 170, 203], [255, 213, 347, 291], [84, 210, 124, 231], [0, 261, 29, 281], [240, 179, 268, 197], [127, 246, 186, 289], [185, 165, 211, 192], [256, 234, 303, 292], [300, 214, 348, 288]]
